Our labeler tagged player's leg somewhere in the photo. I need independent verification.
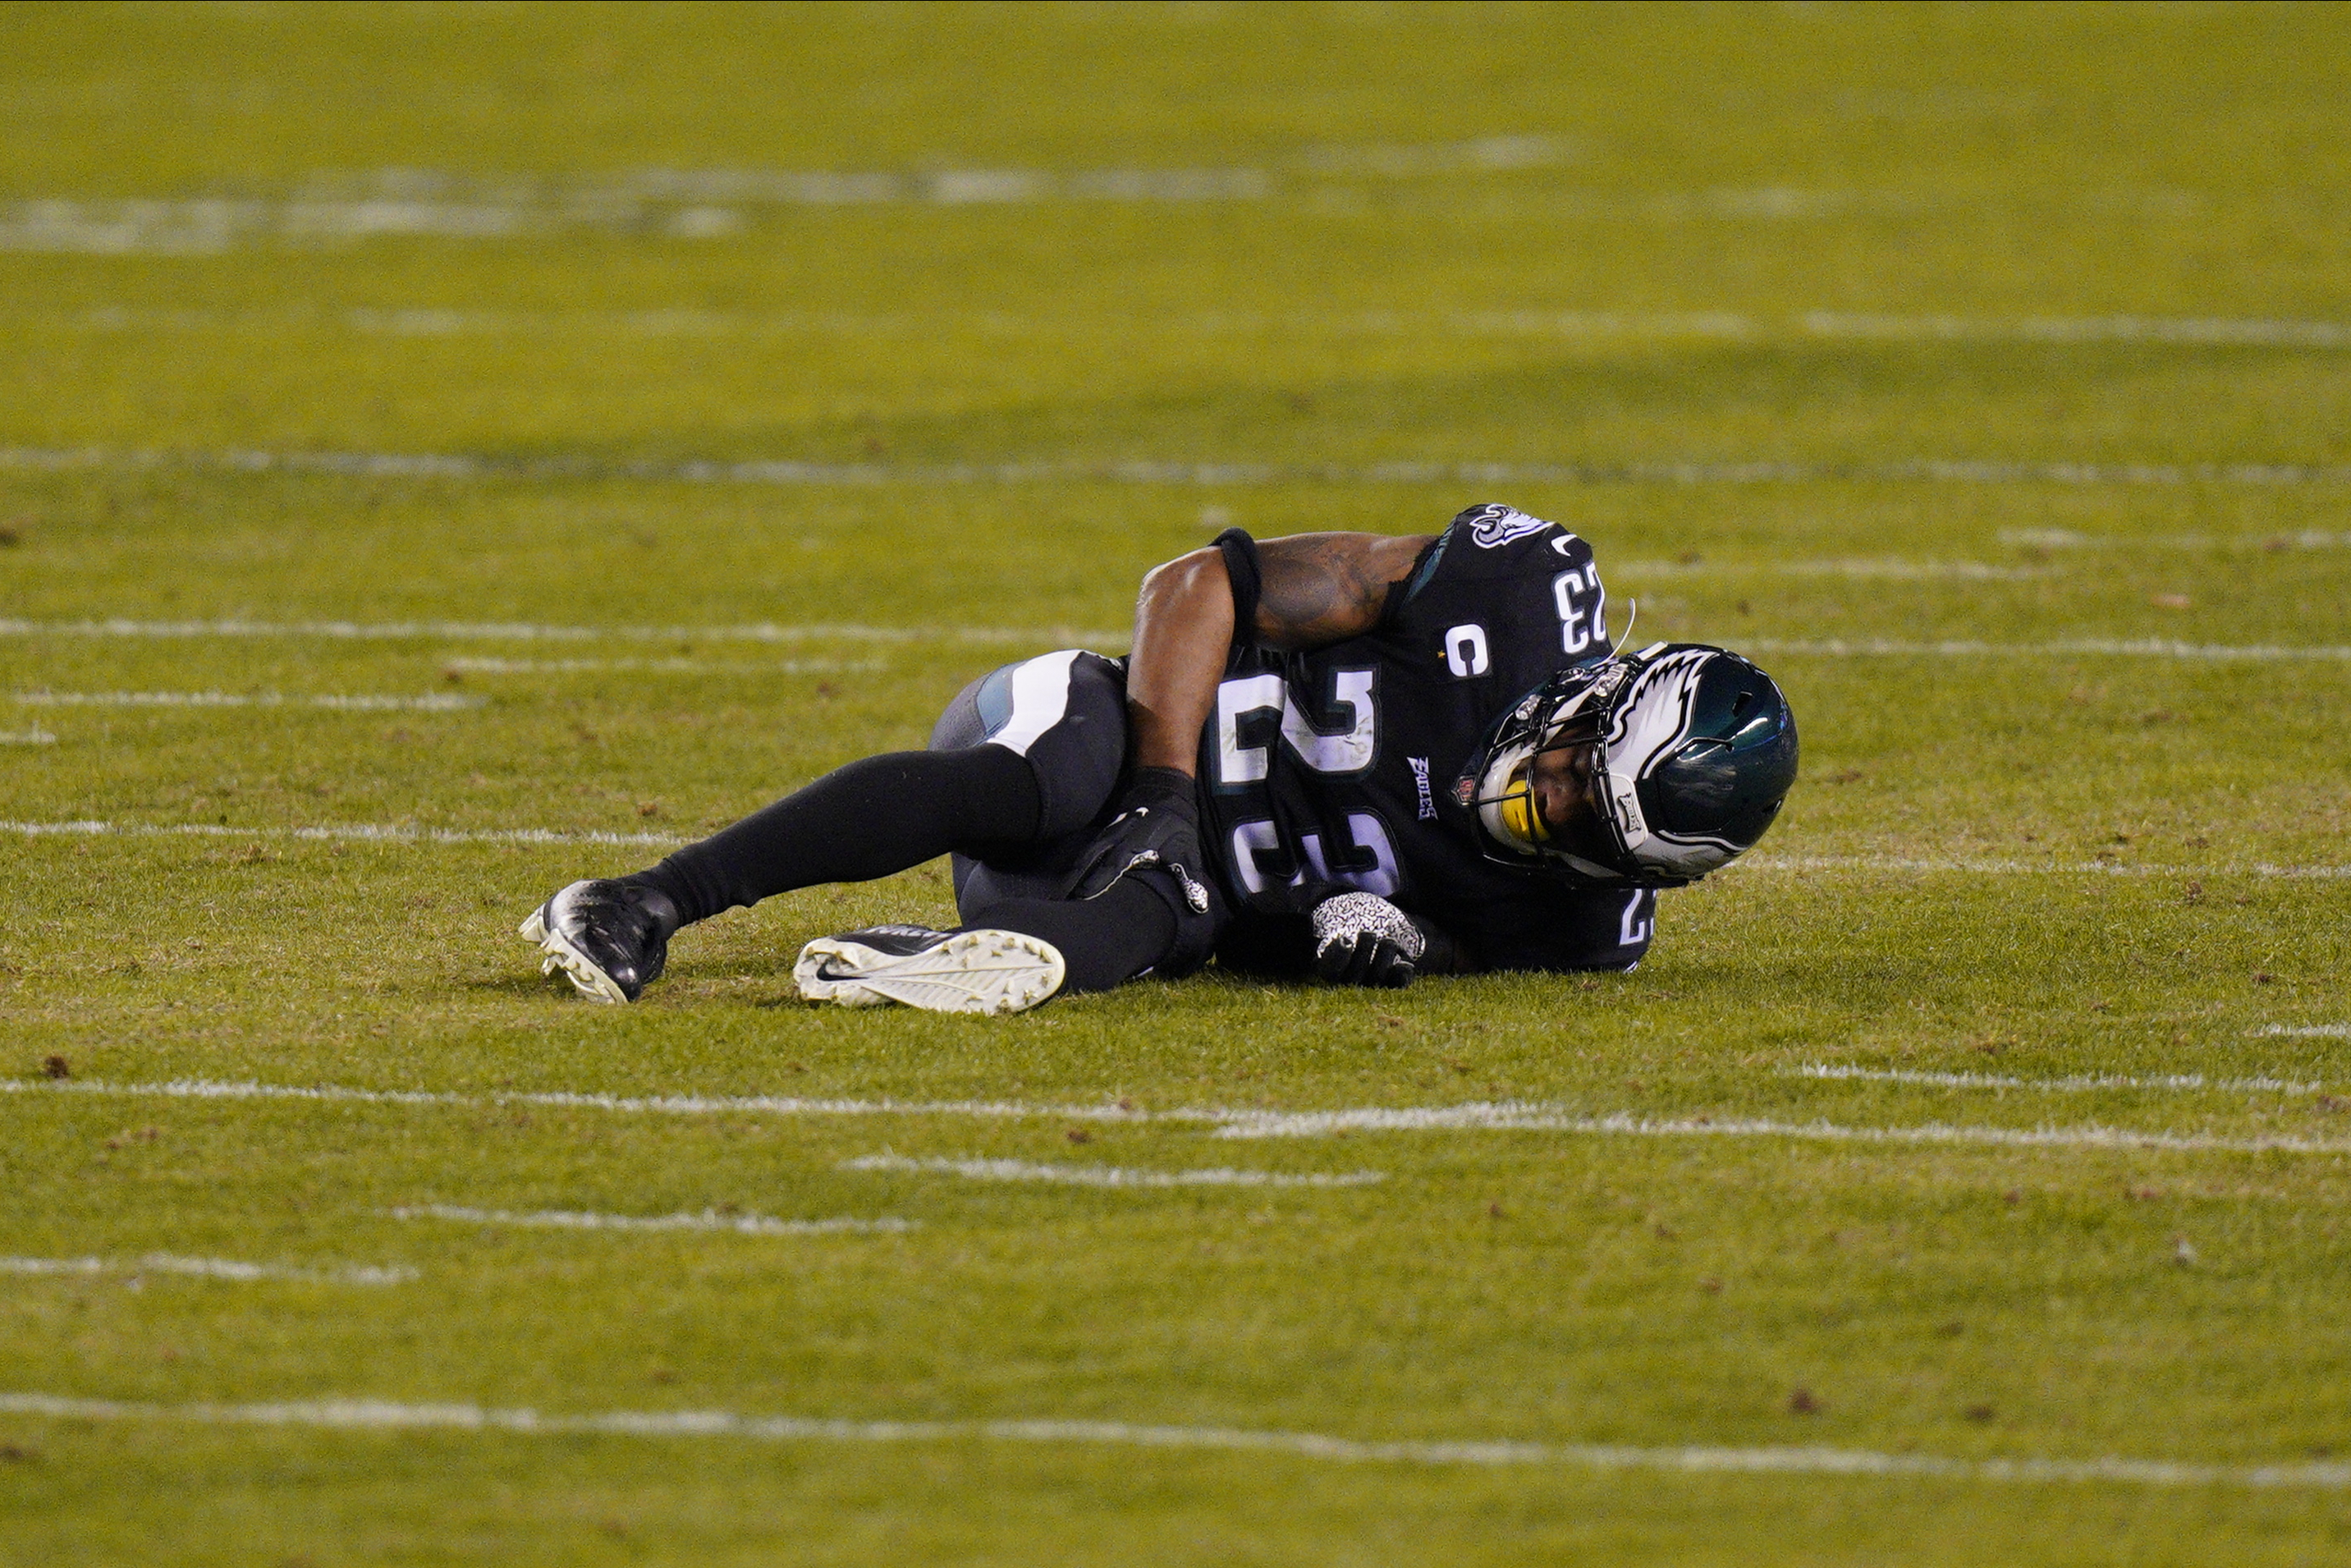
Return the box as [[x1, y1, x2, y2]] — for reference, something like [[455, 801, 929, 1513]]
[[630, 746, 1044, 926], [794, 652, 1213, 1012], [960, 879, 1179, 991], [521, 745, 1043, 1003], [789, 880, 1177, 1016], [523, 651, 1121, 1003]]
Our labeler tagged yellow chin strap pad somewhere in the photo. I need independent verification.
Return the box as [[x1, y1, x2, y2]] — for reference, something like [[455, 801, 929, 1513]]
[[1497, 784, 1548, 846]]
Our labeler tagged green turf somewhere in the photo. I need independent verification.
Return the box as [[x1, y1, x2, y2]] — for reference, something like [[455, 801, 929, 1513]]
[[4, 2, 2351, 1562]]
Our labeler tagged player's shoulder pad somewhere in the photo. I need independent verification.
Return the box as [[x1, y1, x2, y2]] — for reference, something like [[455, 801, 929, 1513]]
[[1416, 502, 1595, 584]]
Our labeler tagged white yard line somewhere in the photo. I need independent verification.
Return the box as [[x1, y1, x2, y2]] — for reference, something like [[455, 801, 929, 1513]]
[[7, 1079, 2347, 1158], [385, 1205, 911, 1236], [1999, 526, 2351, 551], [0, 615, 1120, 646], [2257, 1025, 2351, 1039], [1613, 557, 2051, 580], [30, 307, 2351, 347], [1789, 1065, 2322, 1095], [0, 1391, 2341, 1489], [1206, 1108, 2351, 1153], [10, 820, 2341, 878], [0, 820, 688, 847], [1739, 637, 2351, 663], [840, 1155, 1382, 1189], [10, 690, 480, 712], [0, 729, 55, 745], [1744, 855, 2351, 880], [441, 656, 887, 674], [4, 447, 2351, 489], [1205, 1108, 2351, 1153], [8, 617, 2351, 665], [1797, 311, 2351, 348], [0, 1076, 1154, 1121], [0, 141, 1575, 253], [0, 1254, 412, 1285], [1762, 559, 2046, 580]]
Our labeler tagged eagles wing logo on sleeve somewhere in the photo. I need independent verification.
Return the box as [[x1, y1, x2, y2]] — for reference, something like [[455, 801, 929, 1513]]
[[1463, 503, 1555, 549]]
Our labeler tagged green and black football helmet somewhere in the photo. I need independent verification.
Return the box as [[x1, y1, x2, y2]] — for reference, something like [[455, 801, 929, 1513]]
[[1457, 643, 1799, 887]]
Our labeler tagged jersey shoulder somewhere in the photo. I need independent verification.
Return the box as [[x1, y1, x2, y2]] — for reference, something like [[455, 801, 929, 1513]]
[[1391, 502, 1597, 594], [1377, 502, 1610, 683]]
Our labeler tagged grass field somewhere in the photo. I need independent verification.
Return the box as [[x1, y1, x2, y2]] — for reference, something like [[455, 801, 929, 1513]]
[[3, 2, 2350, 1561]]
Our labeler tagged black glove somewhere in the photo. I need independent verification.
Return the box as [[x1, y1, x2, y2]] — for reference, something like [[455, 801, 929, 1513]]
[[1067, 767, 1212, 915], [1310, 892, 1425, 988]]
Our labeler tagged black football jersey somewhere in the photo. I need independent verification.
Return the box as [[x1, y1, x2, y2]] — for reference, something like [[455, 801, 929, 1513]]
[[1195, 505, 1658, 973]]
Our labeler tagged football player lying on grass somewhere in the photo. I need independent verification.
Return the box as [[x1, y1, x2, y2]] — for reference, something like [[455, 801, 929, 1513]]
[[523, 503, 1799, 1014]]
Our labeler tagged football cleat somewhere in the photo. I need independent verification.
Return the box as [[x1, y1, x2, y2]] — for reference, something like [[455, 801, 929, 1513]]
[[793, 924, 1066, 1016], [519, 879, 678, 1004]]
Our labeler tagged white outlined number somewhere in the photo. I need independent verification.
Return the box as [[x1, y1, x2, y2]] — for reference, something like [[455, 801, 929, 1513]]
[[1214, 667, 1378, 783], [1553, 563, 1606, 656], [1228, 812, 1400, 898], [1619, 890, 1655, 947], [1215, 673, 1288, 785]]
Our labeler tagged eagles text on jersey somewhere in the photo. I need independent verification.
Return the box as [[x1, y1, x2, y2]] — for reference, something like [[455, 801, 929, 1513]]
[[1197, 504, 1659, 973]]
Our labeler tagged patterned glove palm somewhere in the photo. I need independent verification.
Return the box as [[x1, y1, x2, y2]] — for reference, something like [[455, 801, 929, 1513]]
[[1310, 892, 1426, 988]]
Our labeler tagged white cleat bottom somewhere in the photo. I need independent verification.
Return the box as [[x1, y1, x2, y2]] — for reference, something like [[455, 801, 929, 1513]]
[[793, 928, 1067, 1016], [518, 883, 630, 1005]]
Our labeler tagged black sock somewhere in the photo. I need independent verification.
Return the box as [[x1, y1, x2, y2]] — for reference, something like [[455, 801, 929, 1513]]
[[626, 747, 1043, 925], [965, 879, 1177, 994]]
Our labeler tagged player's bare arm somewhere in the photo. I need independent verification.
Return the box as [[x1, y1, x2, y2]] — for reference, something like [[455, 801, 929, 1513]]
[[1253, 531, 1435, 649], [1123, 548, 1232, 777]]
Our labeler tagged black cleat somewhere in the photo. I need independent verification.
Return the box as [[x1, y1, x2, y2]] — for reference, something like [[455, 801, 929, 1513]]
[[793, 924, 1066, 1015], [519, 880, 679, 1004]]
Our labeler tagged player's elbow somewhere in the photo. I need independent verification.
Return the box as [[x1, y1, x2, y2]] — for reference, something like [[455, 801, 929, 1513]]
[[1138, 548, 1229, 612]]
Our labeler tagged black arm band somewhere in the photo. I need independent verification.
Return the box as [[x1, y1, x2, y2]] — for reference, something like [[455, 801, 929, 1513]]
[[1211, 527, 1263, 653]]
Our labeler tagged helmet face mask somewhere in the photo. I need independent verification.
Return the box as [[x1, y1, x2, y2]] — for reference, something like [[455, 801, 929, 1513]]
[[1458, 644, 1799, 887], [1467, 686, 1624, 879]]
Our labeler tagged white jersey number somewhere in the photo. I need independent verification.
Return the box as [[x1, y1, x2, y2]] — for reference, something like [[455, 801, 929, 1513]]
[[1229, 812, 1400, 898], [1553, 563, 1606, 657], [1215, 666, 1399, 898], [1215, 667, 1378, 784]]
